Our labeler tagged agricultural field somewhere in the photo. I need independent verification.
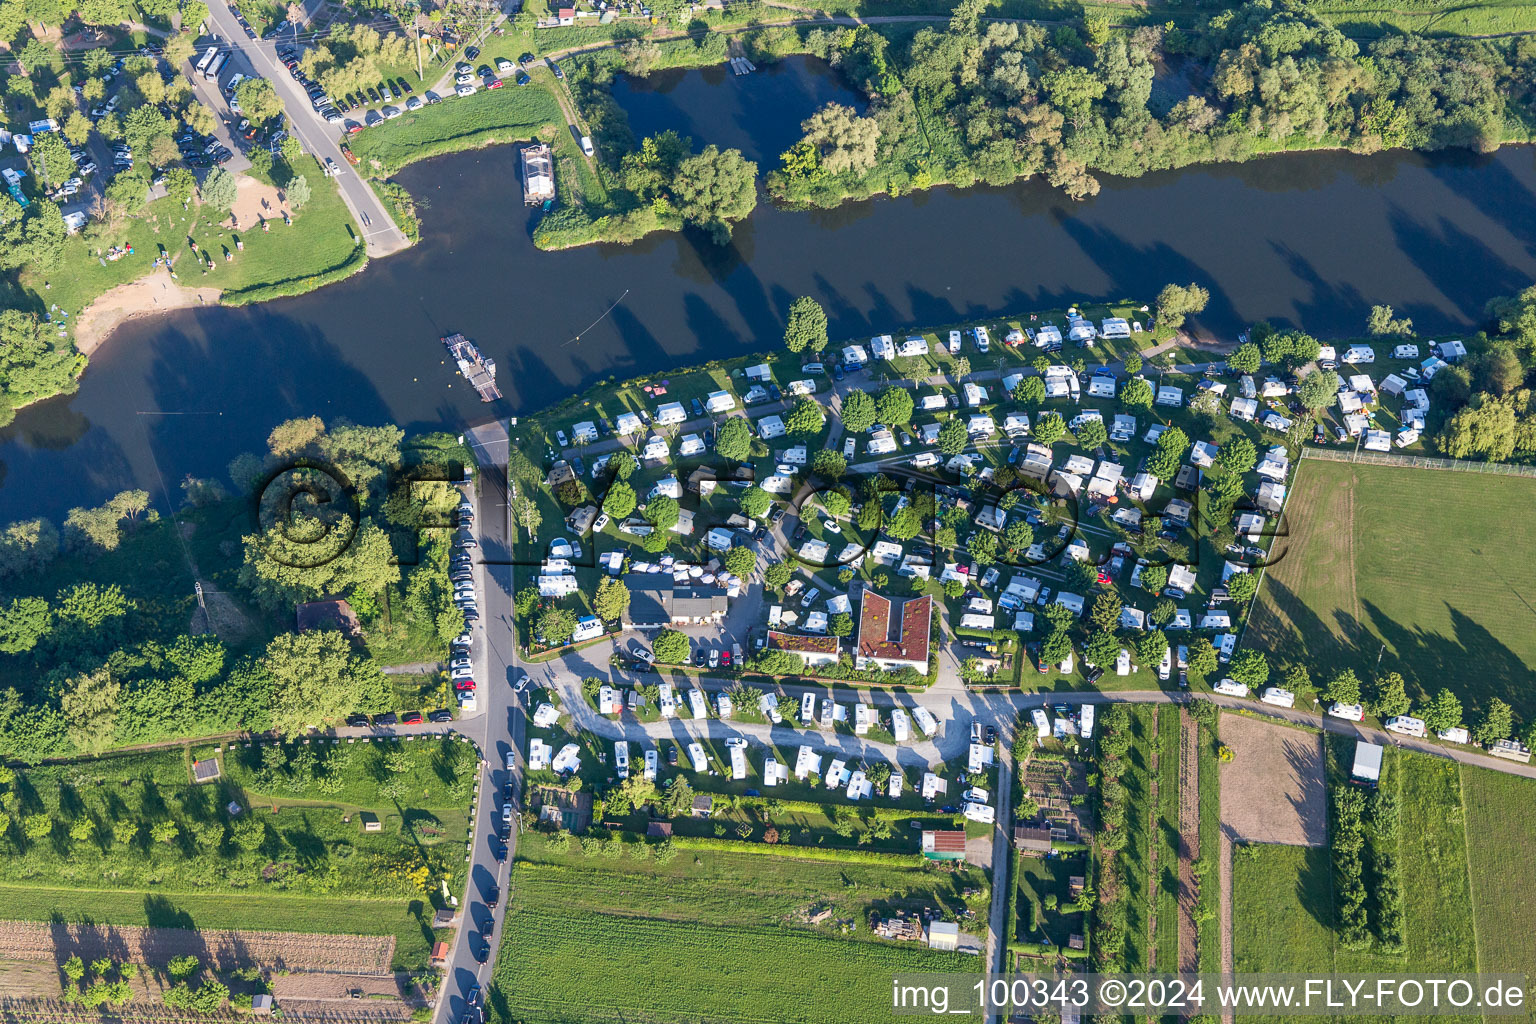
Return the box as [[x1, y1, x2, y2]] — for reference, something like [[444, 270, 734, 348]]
[[492, 833, 984, 1023], [0, 739, 477, 969], [1248, 461, 1536, 718], [1462, 767, 1536, 981], [1230, 843, 1337, 975]]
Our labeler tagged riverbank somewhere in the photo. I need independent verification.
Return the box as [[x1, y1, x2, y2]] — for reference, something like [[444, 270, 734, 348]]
[[73, 269, 223, 355]]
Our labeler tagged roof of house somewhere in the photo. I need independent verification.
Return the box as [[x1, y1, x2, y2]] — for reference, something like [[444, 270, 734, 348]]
[[924, 830, 968, 853], [857, 592, 932, 666], [646, 821, 673, 838], [1014, 825, 1053, 849], [769, 630, 840, 655]]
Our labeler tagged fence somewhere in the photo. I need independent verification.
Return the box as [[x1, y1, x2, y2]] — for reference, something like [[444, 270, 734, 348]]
[[1301, 446, 1536, 477]]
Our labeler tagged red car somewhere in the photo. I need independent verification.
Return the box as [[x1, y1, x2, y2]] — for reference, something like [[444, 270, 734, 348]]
[[347, 124, 365, 134], [488, 78, 504, 89], [402, 711, 424, 725], [454, 679, 477, 691], [721, 650, 731, 666]]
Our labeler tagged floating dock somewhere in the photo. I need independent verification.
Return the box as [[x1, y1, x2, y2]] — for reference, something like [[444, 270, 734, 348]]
[[521, 144, 554, 207], [443, 333, 502, 402]]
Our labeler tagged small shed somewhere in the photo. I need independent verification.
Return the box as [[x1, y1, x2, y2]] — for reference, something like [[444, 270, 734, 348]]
[[359, 812, 382, 833], [192, 758, 221, 783], [927, 921, 960, 951], [691, 794, 714, 819], [1352, 741, 1383, 784], [252, 994, 274, 1015], [646, 821, 674, 839], [1013, 825, 1053, 853], [430, 941, 451, 966], [921, 829, 968, 861]]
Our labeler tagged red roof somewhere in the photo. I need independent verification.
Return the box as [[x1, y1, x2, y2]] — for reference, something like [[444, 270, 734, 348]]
[[923, 830, 967, 853], [769, 630, 840, 655], [857, 592, 932, 666]]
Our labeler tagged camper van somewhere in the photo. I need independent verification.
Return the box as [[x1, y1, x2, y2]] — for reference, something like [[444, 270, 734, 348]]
[[1328, 703, 1365, 722], [1212, 679, 1249, 698], [643, 748, 658, 781], [912, 706, 939, 737], [1032, 708, 1049, 739], [1385, 715, 1426, 738], [614, 741, 630, 779], [1260, 687, 1296, 709], [1079, 704, 1095, 739], [688, 742, 708, 772], [800, 692, 816, 722]]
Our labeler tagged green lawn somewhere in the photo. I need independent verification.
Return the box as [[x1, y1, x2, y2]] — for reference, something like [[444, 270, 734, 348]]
[[1249, 460, 1536, 718], [19, 171, 362, 322], [1462, 767, 1536, 981], [0, 740, 476, 969], [349, 85, 564, 177], [1231, 842, 1337, 974], [493, 832, 984, 1024]]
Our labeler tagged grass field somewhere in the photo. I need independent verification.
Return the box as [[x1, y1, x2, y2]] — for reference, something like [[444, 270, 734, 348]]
[[0, 741, 475, 969], [1248, 461, 1536, 718], [1196, 719, 1221, 975], [1462, 767, 1536, 982], [493, 833, 983, 1023], [349, 85, 564, 176], [1118, 705, 1156, 973], [1231, 843, 1337, 975], [17, 172, 361, 322]]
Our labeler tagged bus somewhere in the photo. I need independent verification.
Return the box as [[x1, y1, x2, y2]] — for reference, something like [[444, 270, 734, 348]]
[[195, 46, 217, 77], [203, 50, 228, 81]]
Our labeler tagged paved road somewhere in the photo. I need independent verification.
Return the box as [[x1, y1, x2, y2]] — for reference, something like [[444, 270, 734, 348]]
[[201, 0, 410, 257]]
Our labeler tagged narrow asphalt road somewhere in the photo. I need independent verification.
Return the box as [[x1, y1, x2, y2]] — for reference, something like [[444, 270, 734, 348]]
[[201, 0, 410, 257]]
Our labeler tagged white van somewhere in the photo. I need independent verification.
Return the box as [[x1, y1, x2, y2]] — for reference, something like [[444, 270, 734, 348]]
[[1385, 715, 1426, 738], [948, 330, 961, 354], [1213, 679, 1249, 698], [1328, 702, 1365, 722], [614, 741, 630, 778], [1260, 687, 1295, 708], [973, 326, 991, 352]]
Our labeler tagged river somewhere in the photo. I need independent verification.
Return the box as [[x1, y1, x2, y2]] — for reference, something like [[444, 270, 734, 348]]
[[1, 56, 1534, 521]]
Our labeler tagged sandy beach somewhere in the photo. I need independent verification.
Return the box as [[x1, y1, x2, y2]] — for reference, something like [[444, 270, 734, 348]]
[[72, 269, 223, 355]]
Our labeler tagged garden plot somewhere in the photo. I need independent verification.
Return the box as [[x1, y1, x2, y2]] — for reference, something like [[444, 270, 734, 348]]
[[1218, 715, 1325, 846]]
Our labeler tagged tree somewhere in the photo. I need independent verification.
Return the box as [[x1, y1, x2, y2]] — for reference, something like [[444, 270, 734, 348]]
[[877, 385, 914, 426], [1120, 378, 1153, 408], [830, 612, 853, 636], [1041, 630, 1072, 664], [652, 629, 690, 664], [1089, 591, 1122, 632], [1147, 425, 1189, 479], [1085, 630, 1120, 668], [764, 561, 794, 591], [1298, 370, 1340, 411], [263, 630, 374, 736], [1187, 638, 1218, 678], [967, 530, 997, 565], [783, 295, 829, 354], [63, 112, 92, 147], [785, 397, 825, 435], [61, 667, 120, 755], [740, 485, 771, 520], [1227, 342, 1262, 374], [1322, 668, 1362, 707], [513, 496, 543, 542], [1123, 352, 1143, 375], [811, 449, 846, 479], [672, 145, 758, 244], [1418, 687, 1463, 734], [0, 518, 60, 578], [1281, 663, 1314, 702], [1228, 649, 1269, 688], [602, 481, 636, 520], [800, 102, 881, 174], [643, 495, 680, 532], [1227, 570, 1259, 606], [536, 605, 576, 646], [29, 133, 74, 188], [236, 78, 284, 124], [1474, 697, 1513, 746], [724, 546, 758, 577], [937, 417, 968, 455], [840, 389, 876, 433], [1033, 413, 1066, 445], [0, 596, 50, 654], [1371, 672, 1411, 719], [286, 174, 312, 210], [199, 167, 238, 212], [1075, 418, 1107, 449], [715, 417, 752, 461], [1367, 304, 1413, 337], [1216, 437, 1257, 476], [1155, 282, 1210, 330], [1140, 564, 1168, 595], [1135, 628, 1168, 667], [592, 577, 630, 623], [1013, 376, 1046, 406], [151, 820, 179, 844]]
